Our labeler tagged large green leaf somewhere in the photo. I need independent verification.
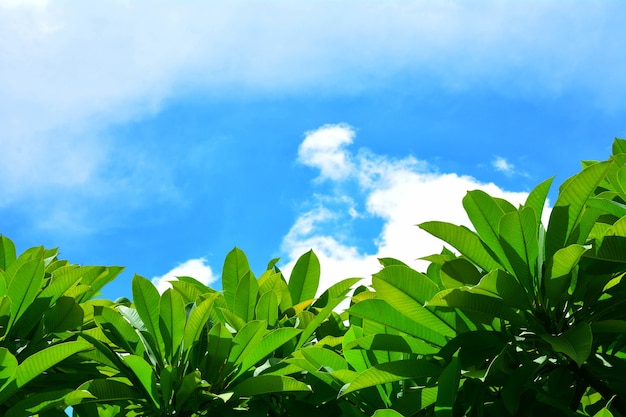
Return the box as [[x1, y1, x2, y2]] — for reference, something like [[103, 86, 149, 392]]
[[427, 288, 524, 325], [546, 161, 611, 259], [231, 374, 310, 397], [159, 288, 186, 361], [255, 291, 279, 326], [466, 269, 529, 309], [122, 354, 159, 407], [344, 333, 439, 355], [238, 327, 301, 376], [132, 275, 165, 363], [462, 190, 512, 270], [435, 357, 461, 417], [7, 256, 45, 329], [0, 348, 17, 392], [540, 323, 593, 367], [95, 306, 142, 355], [204, 323, 233, 385], [222, 247, 251, 311], [79, 378, 141, 402], [14, 341, 92, 387], [183, 294, 218, 351], [545, 244, 587, 304], [348, 299, 448, 347], [339, 359, 442, 396], [0, 236, 16, 271], [4, 388, 93, 417], [524, 177, 554, 225], [233, 271, 259, 322], [372, 267, 456, 338], [44, 296, 84, 333], [498, 207, 539, 292], [419, 222, 502, 272], [288, 250, 320, 305]]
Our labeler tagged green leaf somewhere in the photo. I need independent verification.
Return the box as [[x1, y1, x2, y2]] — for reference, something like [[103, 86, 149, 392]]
[[466, 269, 529, 309], [183, 294, 218, 351], [4, 388, 89, 417], [524, 177, 553, 225], [540, 323, 593, 367], [222, 247, 251, 311], [122, 354, 159, 407], [228, 320, 266, 368], [232, 374, 310, 397], [288, 250, 320, 305], [95, 306, 142, 355], [0, 348, 17, 392], [546, 161, 611, 259], [613, 138, 626, 155], [372, 410, 405, 417], [372, 266, 456, 338], [7, 256, 45, 328], [15, 341, 91, 386], [205, 323, 233, 384], [255, 291, 279, 326], [132, 275, 165, 364], [44, 296, 84, 333], [545, 244, 587, 304], [339, 359, 442, 396], [239, 327, 301, 376], [348, 299, 448, 347], [435, 357, 461, 417], [233, 271, 259, 322], [0, 236, 16, 271], [462, 190, 512, 269], [419, 221, 502, 272], [300, 346, 349, 372], [344, 333, 439, 355], [159, 288, 186, 361], [498, 206, 539, 291], [79, 378, 140, 402], [427, 288, 524, 325]]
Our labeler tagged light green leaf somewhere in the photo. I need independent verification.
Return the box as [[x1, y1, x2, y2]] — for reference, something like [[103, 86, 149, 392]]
[[546, 161, 611, 259], [545, 244, 587, 303], [0, 340, 92, 404], [524, 177, 553, 225], [372, 267, 456, 338], [159, 288, 186, 361], [339, 359, 442, 396], [7, 256, 45, 328], [222, 247, 251, 311], [205, 323, 233, 384], [183, 294, 218, 350], [419, 221, 502, 272], [233, 271, 259, 322], [44, 296, 84, 333], [288, 250, 320, 305], [466, 269, 529, 309], [0, 235, 16, 271], [132, 275, 165, 364], [372, 410, 405, 417], [239, 327, 301, 376], [348, 299, 448, 347], [122, 354, 159, 406], [498, 207, 538, 292], [79, 378, 140, 402], [0, 348, 17, 392], [427, 288, 524, 325], [462, 190, 512, 269], [255, 291, 278, 326], [232, 374, 310, 397], [344, 333, 439, 355]]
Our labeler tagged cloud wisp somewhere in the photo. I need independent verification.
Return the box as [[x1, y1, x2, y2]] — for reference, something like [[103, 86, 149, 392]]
[[282, 124, 540, 292]]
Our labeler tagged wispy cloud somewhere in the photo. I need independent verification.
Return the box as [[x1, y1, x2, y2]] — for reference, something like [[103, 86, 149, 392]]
[[151, 258, 218, 294], [492, 156, 529, 178], [282, 124, 545, 292]]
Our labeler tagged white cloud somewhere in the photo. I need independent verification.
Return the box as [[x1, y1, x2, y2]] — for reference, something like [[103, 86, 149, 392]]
[[298, 124, 356, 181], [283, 124, 545, 293], [151, 258, 218, 294]]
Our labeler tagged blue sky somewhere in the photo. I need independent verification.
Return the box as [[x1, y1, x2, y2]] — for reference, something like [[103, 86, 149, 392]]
[[1, 0, 625, 300]]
